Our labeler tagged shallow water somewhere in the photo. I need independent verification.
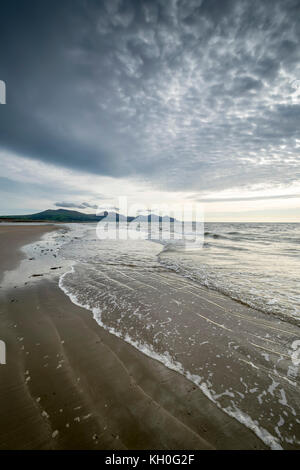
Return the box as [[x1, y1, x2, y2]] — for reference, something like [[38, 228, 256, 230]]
[[160, 222, 300, 324], [3, 222, 300, 449]]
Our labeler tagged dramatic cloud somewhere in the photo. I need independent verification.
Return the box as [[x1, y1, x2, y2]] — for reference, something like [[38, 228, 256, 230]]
[[0, 0, 300, 207]]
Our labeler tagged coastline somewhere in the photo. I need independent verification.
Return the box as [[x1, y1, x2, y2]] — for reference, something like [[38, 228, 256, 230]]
[[0, 225, 267, 449]]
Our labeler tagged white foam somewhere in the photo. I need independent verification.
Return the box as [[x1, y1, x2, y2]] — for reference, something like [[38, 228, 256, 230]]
[[58, 270, 283, 450]]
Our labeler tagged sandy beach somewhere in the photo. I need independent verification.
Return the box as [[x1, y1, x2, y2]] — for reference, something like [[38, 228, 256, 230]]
[[0, 225, 269, 450], [0, 225, 58, 279]]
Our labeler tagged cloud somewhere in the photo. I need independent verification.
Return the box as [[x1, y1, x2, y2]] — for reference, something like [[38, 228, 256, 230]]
[[55, 201, 98, 209], [0, 0, 300, 199], [96, 205, 120, 212]]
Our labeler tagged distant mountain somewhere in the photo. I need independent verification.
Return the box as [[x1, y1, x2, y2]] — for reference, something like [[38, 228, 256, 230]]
[[0, 209, 135, 223]]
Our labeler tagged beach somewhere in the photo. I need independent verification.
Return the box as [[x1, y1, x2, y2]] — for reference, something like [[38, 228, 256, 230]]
[[0, 224, 269, 450], [1, 0, 299, 455]]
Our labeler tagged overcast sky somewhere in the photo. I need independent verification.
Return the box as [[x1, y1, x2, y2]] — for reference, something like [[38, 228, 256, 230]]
[[0, 0, 300, 221]]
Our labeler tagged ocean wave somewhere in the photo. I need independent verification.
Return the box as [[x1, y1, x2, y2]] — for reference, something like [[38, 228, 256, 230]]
[[204, 231, 229, 240], [157, 257, 300, 328]]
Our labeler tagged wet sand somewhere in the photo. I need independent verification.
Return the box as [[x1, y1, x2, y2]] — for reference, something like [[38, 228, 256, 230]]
[[0, 225, 267, 449], [0, 224, 58, 281]]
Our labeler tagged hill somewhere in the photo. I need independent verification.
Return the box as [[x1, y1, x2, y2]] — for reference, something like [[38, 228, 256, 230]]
[[0, 209, 109, 222]]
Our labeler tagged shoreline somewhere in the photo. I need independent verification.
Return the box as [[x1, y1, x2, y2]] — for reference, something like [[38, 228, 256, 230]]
[[0, 225, 267, 449]]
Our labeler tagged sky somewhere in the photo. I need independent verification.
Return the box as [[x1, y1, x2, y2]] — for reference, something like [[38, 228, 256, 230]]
[[0, 0, 300, 221]]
